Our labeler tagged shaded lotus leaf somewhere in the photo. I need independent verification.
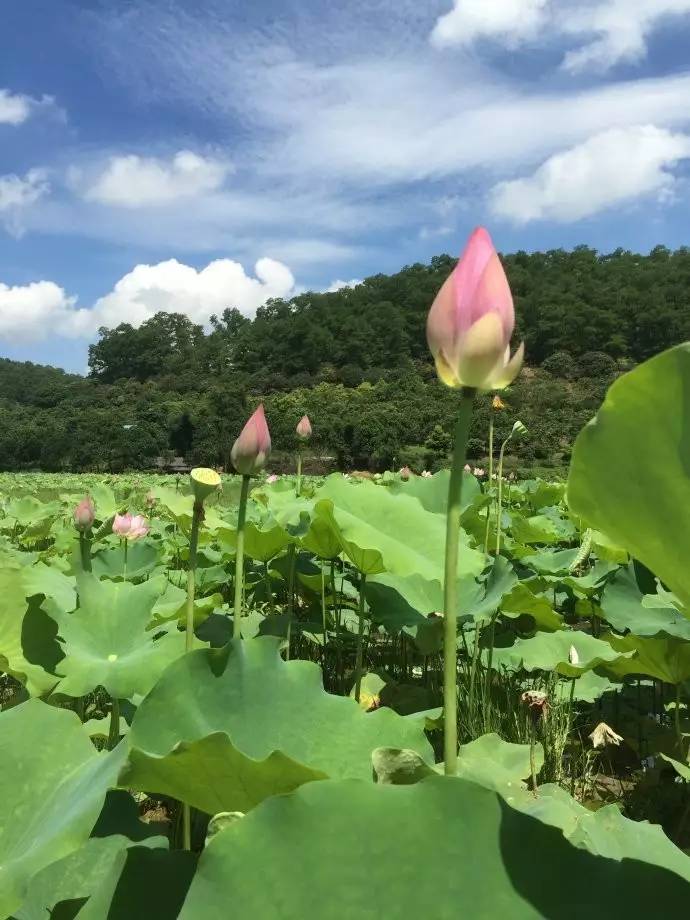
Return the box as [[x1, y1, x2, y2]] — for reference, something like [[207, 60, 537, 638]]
[[568, 344, 690, 611], [0, 567, 60, 695], [123, 638, 432, 814], [388, 468, 481, 515], [604, 632, 690, 685], [554, 669, 622, 703], [23, 561, 76, 615], [511, 513, 571, 545], [91, 542, 160, 580], [300, 513, 343, 559], [49, 574, 188, 700], [456, 733, 543, 792], [0, 700, 125, 918], [178, 777, 690, 918], [499, 583, 563, 631], [521, 548, 581, 575], [151, 581, 221, 627], [492, 630, 632, 676], [600, 567, 690, 640], [659, 753, 690, 782], [313, 476, 484, 578], [219, 521, 291, 562]]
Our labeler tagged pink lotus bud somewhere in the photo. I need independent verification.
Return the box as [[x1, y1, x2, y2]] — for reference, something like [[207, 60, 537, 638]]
[[231, 404, 271, 476], [266, 474, 279, 483], [73, 495, 95, 532], [296, 415, 312, 439], [426, 227, 524, 390], [112, 512, 149, 541]]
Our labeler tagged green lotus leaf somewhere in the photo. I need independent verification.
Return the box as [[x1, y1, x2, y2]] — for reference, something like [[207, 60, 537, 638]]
[[659, 753, 690, 782], [0, 700, 126, 918], [88, 482, 118, 521], [91, 541, 161, 580], [23, 561, 76, 615], [151, 581, 221, 627], [521, 548, 581, 575], [554, 669, 622, 703], [499, 583, 563, 631], [313, 476, 484, 578], [568, 343, 690, 611], [123, 637, 433, 813], [604, 632, 690, 685], [492, 629, 632, 676], [219, 521, 291, 562], [0, 567, 60, 695], [49, 574, 188, 699], [600, 567, 690, 640], [388, 469, 481, 515], [178, 777, 690, 918], [457, 733, 543, 793], [511, 513, 571, 545]]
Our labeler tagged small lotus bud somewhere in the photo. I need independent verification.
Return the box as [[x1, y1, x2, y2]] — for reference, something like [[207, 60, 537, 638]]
[[112, 512, 149, 541], [426, 227, 524, 391], [296, 415, 312, 439], [231, 404, 271, 476], [511, 420, 528, 437], [190, 467, 222, 503], [589, 722, 624, 749], [568, 645, 580, 666], [73, 496, 95, 532]]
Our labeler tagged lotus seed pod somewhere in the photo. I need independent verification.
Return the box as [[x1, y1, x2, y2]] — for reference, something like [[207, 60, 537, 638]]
[[190, 467, 222, 503]]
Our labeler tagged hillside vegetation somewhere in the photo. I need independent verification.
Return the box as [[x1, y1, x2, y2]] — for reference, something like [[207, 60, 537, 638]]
[[1, 244, 689, 472]]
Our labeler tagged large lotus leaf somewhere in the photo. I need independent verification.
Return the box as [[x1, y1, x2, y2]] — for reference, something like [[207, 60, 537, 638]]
[[152, 487, 226, 533], [0, 700, 126, 918], [151, 581, 221, 627], [568, 344, 690, 610], [0, 567, 59, 695], [457, 733, 543, 793], [510, 513, 571, 545], [520, 479, 567, 511], [604, 632, 690, 685], [178, 777, 690, 918], [600, 567, 690, 640], [91, 541, 161, 580], [300, 513, 343, 559], [660, 753, 690, 782], [14, 833, 166, 920], [499, 583, 563, 631], [521, 548, 581, 575], [492, 629, 632, 676], [49, 574, 188, 699], [123, 637, 433, 814], [313, 476, 484, 578], [365, 572, 477, 631], [554, 669, 621, 703], [88, 482, 118, 521], [388, 469, 481, 515], [219, 521, 291, 562], [23, 562, 76, 615]]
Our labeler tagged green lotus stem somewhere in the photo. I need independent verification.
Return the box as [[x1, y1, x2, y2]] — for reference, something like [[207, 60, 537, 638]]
[[78, 532, 92, 573], [296, 451, 303, 497], [354, 572, 367, 703], [233, 475, 250, 638], [321, 565, 328, 662], [108, 697, 120, 750], [529, 728, 539, 796], [442, 389, 476, 776], [494, 438, 509, 556], [675, 683, 684, 757], [483, 410, 494, 555], [186, 500, 202, 653], [285, 543, 296, 660], [569, 677, 577, 797]]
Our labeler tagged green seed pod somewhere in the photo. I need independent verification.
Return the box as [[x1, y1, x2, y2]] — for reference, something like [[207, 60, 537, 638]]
[[190, 467, 222, 503]]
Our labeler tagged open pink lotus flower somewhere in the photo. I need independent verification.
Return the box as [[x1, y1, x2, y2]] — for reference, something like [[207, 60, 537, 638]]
[[426, 227, 524, 390], [296, 415, 312, 439], [112, 512, 149, 541], [73, 495, 95, 531], [266, 474, 279, 484], [231, 404, 271, 475]]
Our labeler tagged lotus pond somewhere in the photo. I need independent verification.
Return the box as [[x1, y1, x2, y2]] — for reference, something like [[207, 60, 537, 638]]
[[1, 344, 690, 918]]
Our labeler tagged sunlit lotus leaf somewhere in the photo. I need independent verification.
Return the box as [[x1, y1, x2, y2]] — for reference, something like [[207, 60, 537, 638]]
[[600, 567, 690, 640], [88, 482, 118, 521], [122, 637, 433, 814], [554, 669, 621, 703], [511, 512, 573, 545], [492, 629, 632, 676], [151, 581, 221, 627], [568, 343, 690, 610], [0, 567, 60, 695], [499, 583, 563, 631], [388, 469, 481, 515], [219, 521, 291, 562], [0, 700, 125, 918], [23, 561, 76, 614], [521, 548, 581, 574], [178, 777, 690, 918], [91, 541, 161, 580], [604, 632, 690, 685], [457, 733, 543, 792], [48, 574, 188, 699], [518, 479, 567, 512], [313, 476, 484, 578]]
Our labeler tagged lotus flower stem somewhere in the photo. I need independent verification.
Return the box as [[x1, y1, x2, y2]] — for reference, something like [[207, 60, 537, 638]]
[[186, 501, 202, 653], [354, 572, 367, 703], [483, 411, 494, 555], [233, 475, 251, 638], [443, 389, 476, 775], [108, 697, 120, 750], [321, 565, 328, 663], [78, 533, 92, 573], [675, 683, 684, 757], [296, 451, 302, 497], [494, 440, 508, 556]]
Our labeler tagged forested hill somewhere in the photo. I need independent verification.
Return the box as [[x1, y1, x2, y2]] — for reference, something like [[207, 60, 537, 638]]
[[1, 244, 689, 473]]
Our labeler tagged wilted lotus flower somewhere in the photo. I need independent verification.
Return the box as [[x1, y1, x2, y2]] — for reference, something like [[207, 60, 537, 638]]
[[426, 227, 524, 391], [589, 722, 624, 749], [112, 512, 149, 541], [473, 467, 485, 477], [266, 473, 279, 484], [296, 415, 312, 440], [568, 645, 580, 666], [421, 470, 432, 478], [399, 466, 412, 480], [520, 690, 549, 722], [492, 395, 506, 410], [73, 495, 95, 532], [145, 490, 156, 508], [463, 463, 471, 473], [231, 404, 271, 476]]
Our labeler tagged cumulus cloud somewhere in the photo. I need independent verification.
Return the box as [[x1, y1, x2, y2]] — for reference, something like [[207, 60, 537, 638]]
[[0, 88, 60, 125], [431, 0, 690, 73], [430, 0, 549, 49], [0, 169, 50, 236], [0, 256, 296, 343], [489, 125, 690, 223], [82, 150, 231, 207]]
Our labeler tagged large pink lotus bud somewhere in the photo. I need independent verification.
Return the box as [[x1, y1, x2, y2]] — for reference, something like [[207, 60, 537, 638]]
[[296, 415, 312, 440], [112, 512, 149, 541], [73, 495, 95, 532], [231, 404, 271, 475], [426, 227, 524, 390]]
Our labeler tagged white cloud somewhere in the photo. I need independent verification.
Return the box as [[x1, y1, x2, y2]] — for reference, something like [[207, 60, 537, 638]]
[[0, 89, 33, 125], [489, 125, 690, 223], [431, 0, 690, 73], [0, 169, 50, 237], [82, 150, 231, 207], [430, 0, 550, 49], [327, 278, 362, 292], [0, 257, 296, 343]]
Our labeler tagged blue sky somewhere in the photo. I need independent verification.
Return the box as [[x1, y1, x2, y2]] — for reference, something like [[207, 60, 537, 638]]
[[2, 0, 690, 373]]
